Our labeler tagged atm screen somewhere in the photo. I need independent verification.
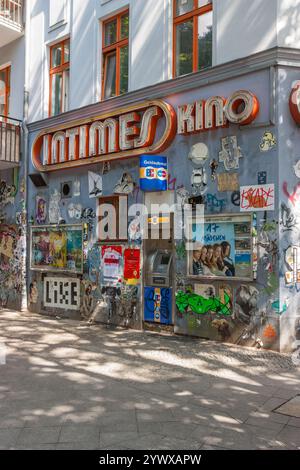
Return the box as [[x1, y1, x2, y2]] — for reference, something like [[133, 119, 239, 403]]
[[160, 255, 170, 265]]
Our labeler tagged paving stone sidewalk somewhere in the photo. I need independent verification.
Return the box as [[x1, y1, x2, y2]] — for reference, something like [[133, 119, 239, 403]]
[[0, 309, 300, 450]]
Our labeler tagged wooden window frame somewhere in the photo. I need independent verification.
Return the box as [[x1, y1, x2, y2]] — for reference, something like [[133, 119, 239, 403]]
[[0, 66, 11, 117], [102, 10, 129, 100], [172, 0, 213, 78], [49, 38, 70, 117]]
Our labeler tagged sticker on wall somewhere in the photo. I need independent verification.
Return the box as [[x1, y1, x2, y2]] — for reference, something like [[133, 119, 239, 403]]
[[102, 245, 123, 285], [68, 203, 83, 220], [217, 173, 239, 192], [124, 249, 141, 280], [231, 191, 241, 207], [102, 162, 111, 175], [219, 136, 243, 171], [258, 171, 267, 185], [240, 184, 275, 212], [114, 173, 135, 195], [293, 160, 300, 179], [88, 172, 103, 198], [36, 196, 47, 225], [188, 143, 209, 167], [140, 155, 168, 192], [260, 131, 277, 152], [44, 277, 81, 311], [210, 159, 219, 181], [73, 178, 81, 197], [191, 167, 207, 196], [49, 190, 61, 224]]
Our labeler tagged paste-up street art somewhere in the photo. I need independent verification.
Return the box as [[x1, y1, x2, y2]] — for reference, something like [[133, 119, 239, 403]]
[[205, 193, 227, 213], [282, 181, 300, 207], [210, 159, 219, 181], [36, 196, 47, 224], [231, 191, 240, 207], [114, 172, 135, 195], [281, 203, 298, 232], [293, 160, 300, 179], [73, 178, 81, 197], [240, 184, 275, 211], [176, 187, 190, 207], [44, 277, 81, 310], [260, 131, 277, 152], [68, 203, 83, 220], [128, 217, 143, 243], [188, 143, 209, 167], [0, 180, 15, 206], [29, 280, 39, 304], [49, 190, 61, 224], [219, 136, 243, 171], [88, 172, 103, 198], [234, 285, 259, 324], [284, 246, 300, 285], [102, 162, 111, 175], [80, 283, 94, 320], [217, 172, 239, 192], [191, 168, 207, 196], [87, 243, 101, 285]]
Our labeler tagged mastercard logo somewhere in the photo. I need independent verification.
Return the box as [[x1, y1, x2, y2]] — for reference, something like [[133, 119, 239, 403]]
[[140, 167, 168, 181]]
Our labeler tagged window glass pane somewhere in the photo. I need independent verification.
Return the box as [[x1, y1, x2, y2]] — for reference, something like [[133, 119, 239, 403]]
[[63, 69, 69, 113], [51, 73, 62, 116], [0, 71, 6, 94], [51, 44, 63, 68], [64, 41, 70, 63], [198, 0, 212, 7], [104, 19, 117, 46], [121, 13, 129, 39], [120, 45, 129, 95], [176, 0, 194, 16], [0, 96, 5, 116], [104, 53, 116, 99], [198, 11, 213, 70], [175, 20, 193, 77]]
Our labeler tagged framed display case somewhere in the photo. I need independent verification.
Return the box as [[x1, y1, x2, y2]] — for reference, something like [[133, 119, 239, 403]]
[[30, 224, 84, 274], [187, 213, 253, 282]]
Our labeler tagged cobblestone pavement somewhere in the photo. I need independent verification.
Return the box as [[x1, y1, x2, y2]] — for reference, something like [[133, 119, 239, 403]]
[[0, 309, 300, 450]]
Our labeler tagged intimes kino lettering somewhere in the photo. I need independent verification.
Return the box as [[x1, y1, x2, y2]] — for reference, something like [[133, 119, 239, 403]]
[[32, 91, 260, 172]]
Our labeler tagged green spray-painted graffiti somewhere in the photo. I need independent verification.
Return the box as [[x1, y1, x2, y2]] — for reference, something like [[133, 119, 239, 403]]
[[176, 291, 231, 316]]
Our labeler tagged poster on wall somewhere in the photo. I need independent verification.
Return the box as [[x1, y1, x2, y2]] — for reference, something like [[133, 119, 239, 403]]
[[139, 155, 168, 192], [101, 245, 123, 285], [187, 214, 253, 280], [30, 225, 83, 274], [124, 249, 141, 280], [240, 184, 275, 212], [36, 196, 47, 224]]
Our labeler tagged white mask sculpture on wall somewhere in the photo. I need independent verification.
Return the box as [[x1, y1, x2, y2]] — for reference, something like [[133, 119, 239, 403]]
[[68, 203, 83, 220], [73, 178, 81, 197], [191, 167, 208, 196], [188, 143, 209, 167], [88, 172, 103, 198], [49, 190, 61, 224], [260, 131, 277, 152], [219, 136, 243, 171], [114, 172, 135, 195], [294, 160, 300, 179]]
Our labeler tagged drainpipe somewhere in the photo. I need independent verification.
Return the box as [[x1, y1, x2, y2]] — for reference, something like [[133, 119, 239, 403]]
[[21, 0, 31, 312]]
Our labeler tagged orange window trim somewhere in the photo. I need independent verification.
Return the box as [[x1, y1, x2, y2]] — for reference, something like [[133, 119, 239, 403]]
[[102, 10, 129, 100], [49, 38, 70, 117], [172, 0, 212, 78], [0, 66, 11, 116]]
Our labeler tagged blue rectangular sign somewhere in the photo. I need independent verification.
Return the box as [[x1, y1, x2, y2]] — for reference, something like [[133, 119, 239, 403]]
[[140, 155, 168, 192]]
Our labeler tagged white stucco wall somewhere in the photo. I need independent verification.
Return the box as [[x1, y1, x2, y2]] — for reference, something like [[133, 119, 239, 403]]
[[25, 0, 300, 124]]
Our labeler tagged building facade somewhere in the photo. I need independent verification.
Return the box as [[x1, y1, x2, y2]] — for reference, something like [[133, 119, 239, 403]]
[[2, 0, 300, 353]]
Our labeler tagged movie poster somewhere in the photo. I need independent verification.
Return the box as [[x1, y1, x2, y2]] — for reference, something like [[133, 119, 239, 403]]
[[188, 214, 253, 280], [31, 225, 83, 273]]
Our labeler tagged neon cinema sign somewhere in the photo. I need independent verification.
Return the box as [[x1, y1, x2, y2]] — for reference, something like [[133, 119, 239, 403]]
[[32, 91, 260, 172]]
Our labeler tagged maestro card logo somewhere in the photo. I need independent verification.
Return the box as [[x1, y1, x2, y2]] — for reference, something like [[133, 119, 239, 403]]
[[140, 155, 168, 192]]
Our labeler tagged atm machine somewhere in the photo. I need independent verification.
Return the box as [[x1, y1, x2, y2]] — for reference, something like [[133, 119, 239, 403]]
[[143, 215, 174, 325]]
